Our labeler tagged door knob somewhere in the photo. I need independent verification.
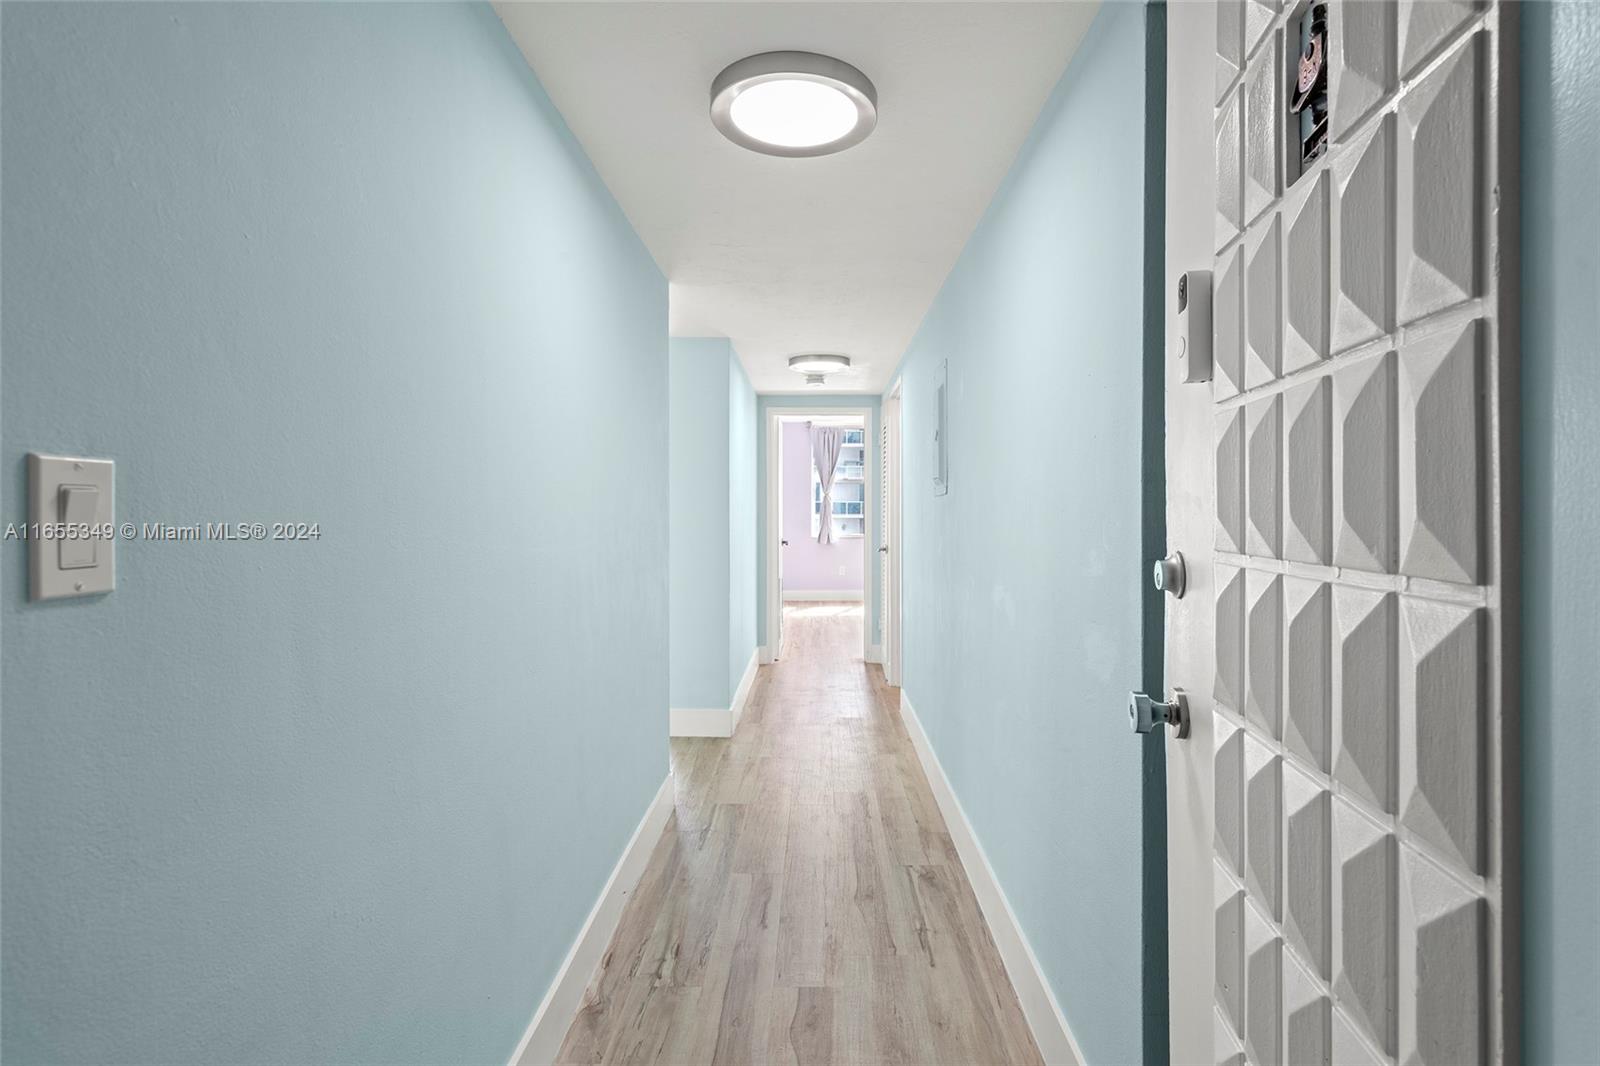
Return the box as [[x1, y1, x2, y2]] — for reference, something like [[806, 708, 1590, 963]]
[[1129, 688, 1190, 739], [878, 545, 889, 553], [1153, 551, 1186, 598]]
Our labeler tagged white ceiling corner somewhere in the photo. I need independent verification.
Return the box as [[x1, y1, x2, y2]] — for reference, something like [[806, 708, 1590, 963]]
[[494, 1, 1100, 394]]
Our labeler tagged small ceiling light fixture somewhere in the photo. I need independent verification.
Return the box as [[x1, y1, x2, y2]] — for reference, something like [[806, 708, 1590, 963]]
[[804, 373, 828, 388], [788, 353, 852, 376], [711, 51, 878, 157]]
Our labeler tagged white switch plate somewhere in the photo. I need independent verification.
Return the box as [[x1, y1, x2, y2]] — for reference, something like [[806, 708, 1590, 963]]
[[28, 453, 115, 601]]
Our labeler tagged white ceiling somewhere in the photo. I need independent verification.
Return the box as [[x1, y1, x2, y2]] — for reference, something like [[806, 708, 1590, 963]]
[[495, 2, 1099, 394]]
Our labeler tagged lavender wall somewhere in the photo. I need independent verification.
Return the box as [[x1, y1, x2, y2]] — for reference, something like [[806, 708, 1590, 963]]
[[780, 422, 864, 595]]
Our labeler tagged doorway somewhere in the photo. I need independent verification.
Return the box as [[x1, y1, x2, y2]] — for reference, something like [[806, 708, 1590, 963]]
[[764, 407, 877, 665]]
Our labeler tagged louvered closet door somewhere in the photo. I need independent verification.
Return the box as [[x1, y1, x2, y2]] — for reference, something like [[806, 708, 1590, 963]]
[[1164, 2, 1517, 1063], [880, 415, 891, 678]]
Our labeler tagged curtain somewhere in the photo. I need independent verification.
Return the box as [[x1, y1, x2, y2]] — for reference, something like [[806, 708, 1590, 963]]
[[811, 425, 844, 546]]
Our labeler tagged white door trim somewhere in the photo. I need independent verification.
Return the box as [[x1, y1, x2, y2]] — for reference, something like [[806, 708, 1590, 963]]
[[883, 379, 904, 687], [764, 406, 875, 666]]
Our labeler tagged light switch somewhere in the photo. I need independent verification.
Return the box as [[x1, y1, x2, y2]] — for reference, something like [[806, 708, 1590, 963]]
[[58, 486, 100, 569], [28, 454, 115, 601]]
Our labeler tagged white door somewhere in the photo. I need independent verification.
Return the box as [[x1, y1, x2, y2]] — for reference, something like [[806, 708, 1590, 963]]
[[1165, 3, 1516, 1064], [776, 534, 785, 659], [880, 386, 902, 686], [777, 530, 786, 661], [774, 416, 786, 660]]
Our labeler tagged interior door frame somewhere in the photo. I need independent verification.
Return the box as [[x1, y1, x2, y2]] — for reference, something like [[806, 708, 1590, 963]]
[[882, 380, 904, 686], [763, 405, 876, 665], [1163, 1, 1214, 1057]]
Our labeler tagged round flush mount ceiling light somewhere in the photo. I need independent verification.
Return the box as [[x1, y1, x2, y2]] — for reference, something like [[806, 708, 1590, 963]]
[[788, 353, 852, 375], [711, 52, 878, 157]]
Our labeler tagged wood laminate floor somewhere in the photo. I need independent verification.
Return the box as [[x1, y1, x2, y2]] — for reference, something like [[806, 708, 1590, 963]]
[[555, 603, 1043, 1066]]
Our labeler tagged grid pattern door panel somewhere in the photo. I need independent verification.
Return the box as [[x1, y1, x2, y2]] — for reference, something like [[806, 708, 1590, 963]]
[[1207, 1, 1508, 1063]]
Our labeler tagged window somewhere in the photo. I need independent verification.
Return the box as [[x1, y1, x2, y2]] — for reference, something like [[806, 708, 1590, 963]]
[[810, 427, 867, 538]]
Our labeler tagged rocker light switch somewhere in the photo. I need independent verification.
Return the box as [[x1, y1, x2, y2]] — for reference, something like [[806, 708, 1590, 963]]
[[28, 453, 116, 601], [57, 486, 100, 569]]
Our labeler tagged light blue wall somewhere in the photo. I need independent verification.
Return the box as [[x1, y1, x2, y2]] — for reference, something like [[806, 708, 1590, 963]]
[[669, 339, 733, 709], [669, 337, 759, 709], [728, 357, 758, 694], [0, 5, 667, 1063], [888, 5, 1152, 1063], [755, 394, 881, 650], [1521, 2, 1600, 1061]]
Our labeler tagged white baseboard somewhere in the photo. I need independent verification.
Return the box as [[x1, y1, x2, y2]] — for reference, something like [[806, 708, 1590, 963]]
[[866, 643, 884, 665], [671, 649, 760, 738], [669, 707, 733, 738], [898, 694, 1087, 1066], [729, 648, 758, 733], [758, 644, 772, 666], [509, 773, 674, 1066], [781, 589, 864, 601]]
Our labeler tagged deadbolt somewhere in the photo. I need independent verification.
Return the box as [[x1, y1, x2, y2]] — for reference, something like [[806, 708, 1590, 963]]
[[1153, 551, 1186, 598], [1128, 688, 1190, 739]]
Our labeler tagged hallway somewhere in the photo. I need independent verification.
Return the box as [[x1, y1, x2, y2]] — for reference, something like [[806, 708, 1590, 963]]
[[3, 3, 1585, 1062], [554, 604, 1042, 1065]]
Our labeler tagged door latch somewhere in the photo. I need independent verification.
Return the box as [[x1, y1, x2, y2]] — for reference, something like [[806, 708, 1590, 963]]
[[1129, 688, 1190, 739]]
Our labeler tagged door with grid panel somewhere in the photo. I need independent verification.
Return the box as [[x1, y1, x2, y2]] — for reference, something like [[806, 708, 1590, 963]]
[[1164, 2, 1517, 1063]]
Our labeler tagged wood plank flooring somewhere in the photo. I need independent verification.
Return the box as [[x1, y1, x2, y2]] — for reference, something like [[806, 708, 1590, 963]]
[[555, 603, 1043, 1066]]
